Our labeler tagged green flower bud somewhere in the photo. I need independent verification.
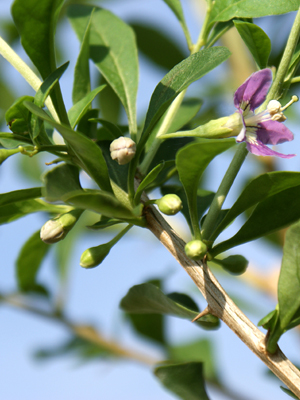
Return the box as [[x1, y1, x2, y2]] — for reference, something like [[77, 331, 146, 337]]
[[155, 194, 183, 216], [80, 243, 111, 269], [213, 255, 248, 275], [185, 240, 207, 260], [110, 136, 136, 165], [40, 210, 82, 244]]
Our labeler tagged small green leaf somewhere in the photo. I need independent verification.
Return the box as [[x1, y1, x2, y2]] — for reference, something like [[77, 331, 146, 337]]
[[68, 4, 138, 135], [140, 48, 231, 147], [258, 309, 278, 330], [120, 283, 219, 329], [211, 172, 300, 242], [24, 102, 112, 193], [92, 119, 123, 140], [154, 362, 210, 400], [87, 217, 125, 230], [0, 199, 71, 225], [134, 162, 165, 203], [234, 21, 271, 69], [62, 189, 144, 225], [16, 230, 50, 292], [162, 0, 192, 48], [211, 184, 300, 256], [280, 387, 300, 399], [42, 163, 82, 202], [176, 139, 235, 237], [278, 221, 300, 330], [208, 0, 300, 28], [0, 187, 42, 206], [68, 85, 106, 129], [72, 15, 92, 105], [5, 95, 34, 135]]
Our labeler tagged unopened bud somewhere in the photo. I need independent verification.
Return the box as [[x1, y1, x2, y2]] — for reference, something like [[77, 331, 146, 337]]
[[213, 255, 248, 275], [184, 240, 207, 260], [155, 194, 183, 215], [80, 243, 111, 268], [40, 210, 81, 244], [110, 136, 136, 165]]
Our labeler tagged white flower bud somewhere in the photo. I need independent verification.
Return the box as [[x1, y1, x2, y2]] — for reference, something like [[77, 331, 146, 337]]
[[40, 210, 81, 244], [110, 136, 136, 165]]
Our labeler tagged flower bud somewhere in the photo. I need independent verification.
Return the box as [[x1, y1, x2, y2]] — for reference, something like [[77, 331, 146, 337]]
[[213, 255, 248, 275], [110, 136, 136, 165], [155, 194, 183, 215], [80, 243, 111, 269], [40, 210, 81, 244], [184, 240, 207, 260]]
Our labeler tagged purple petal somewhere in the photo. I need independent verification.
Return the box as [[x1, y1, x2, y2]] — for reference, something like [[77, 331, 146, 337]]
[[246, 140, 296, 158], [234, 69, 272, 111], [256, 120, 294, 145]]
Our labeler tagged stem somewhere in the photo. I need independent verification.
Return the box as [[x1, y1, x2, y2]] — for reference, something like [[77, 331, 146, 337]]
[[0, 36, 60, 123], [145, 205, 300, 398], [201, 144, 248, 241], [264, 7, 300, 103]]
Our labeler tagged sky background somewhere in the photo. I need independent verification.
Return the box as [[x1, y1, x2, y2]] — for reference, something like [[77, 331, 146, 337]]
[[0, 1, 300, 399]]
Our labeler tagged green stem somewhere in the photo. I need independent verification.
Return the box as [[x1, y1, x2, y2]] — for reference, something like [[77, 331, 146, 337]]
[[0, 36, 60, 123], [201, 143, 248, 241], [264, 7, 300, 103]]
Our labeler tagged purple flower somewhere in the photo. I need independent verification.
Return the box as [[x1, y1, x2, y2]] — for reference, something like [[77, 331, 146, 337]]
[[230, 69, 297, 158]]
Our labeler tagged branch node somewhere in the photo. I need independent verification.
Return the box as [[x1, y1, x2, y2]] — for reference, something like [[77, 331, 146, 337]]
[[192, 306, 211, 322]]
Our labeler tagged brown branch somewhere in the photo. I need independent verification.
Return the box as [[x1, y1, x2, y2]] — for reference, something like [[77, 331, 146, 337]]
[[145, 205, 300, 397]]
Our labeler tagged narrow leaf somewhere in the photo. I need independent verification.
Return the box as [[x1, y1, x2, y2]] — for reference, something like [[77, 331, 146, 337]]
[[68, 4, 138, 134], [120, 283, 219, 329], [24, 102, 112, 193], [154, 362, 210, 400], [68, 85, 106, 129], [16, 230, 50, 292], [234, 21, 271, 69], [134, 162, 165, 203], [0, 188, 42, 206], [162, 0, 192, 47]]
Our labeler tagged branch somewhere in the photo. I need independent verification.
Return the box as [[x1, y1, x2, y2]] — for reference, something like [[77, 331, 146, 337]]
[[145, 205, 300, 397]]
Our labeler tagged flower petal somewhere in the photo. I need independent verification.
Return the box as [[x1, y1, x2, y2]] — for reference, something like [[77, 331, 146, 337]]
[[256, 120, 294, 145], [246, 140, 296, 158], [234, 69, 272, 111]]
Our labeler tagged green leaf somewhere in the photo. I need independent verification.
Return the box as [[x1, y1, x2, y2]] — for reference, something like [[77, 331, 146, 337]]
[[68, 4, 138, 135], [12, 0, 66, 122], [211, 172, 300, 242], [211, 184, 300, 256], [208, 0, 300, 28], [68, 85, 106, 129], [0, 187, 42, 206], [72, 14, 92, 105], [5, 95, 34, 135], [93, 119, 123, 140], [154, 362, 210, 400], [131, 22, 186, 70], [62, 189, 145, 225], [278, 221, 300, 330], [0, 199, 71, 225], [42, 163, 82, 202], [134, 162, 165, 203], [169, 339, 219, 384], [140, 47, 231, 147], [120, 283, 219, 329], [16, 230, 50, 292], [234, 21, 271, 69], [176, 139, 235, 237], [24, 102, 112, 193], [162, 0, 192, 47], [87, 216, 125, 230]]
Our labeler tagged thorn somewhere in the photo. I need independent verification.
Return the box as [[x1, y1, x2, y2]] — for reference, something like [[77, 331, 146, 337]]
[[192, 306, 211, 322]]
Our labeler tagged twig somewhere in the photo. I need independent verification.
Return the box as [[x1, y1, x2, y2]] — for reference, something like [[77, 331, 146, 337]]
[[145, 205, 300, 397]]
